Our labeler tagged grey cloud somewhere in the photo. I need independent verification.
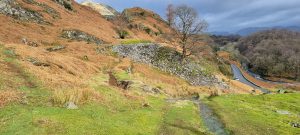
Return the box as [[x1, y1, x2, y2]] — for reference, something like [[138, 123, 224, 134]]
[[76, 0, 300, 32]]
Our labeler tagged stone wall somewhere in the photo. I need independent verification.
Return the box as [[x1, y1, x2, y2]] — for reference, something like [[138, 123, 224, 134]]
[[112, 43, 225, 87]]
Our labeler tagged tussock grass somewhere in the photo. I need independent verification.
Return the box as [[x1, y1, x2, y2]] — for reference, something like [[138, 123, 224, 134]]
[[0, 91, 22, 107], [121, 39, 151, 45], [52, 88, 99, 105]]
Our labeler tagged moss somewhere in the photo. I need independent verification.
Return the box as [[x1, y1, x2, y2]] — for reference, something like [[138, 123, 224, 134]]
[[116, 29, 129, 39], [121, 39, 151, 45], [154, 47, 181, 62], [144, 27, 152, 34]]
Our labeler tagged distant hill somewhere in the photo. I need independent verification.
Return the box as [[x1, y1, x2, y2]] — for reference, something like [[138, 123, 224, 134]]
[[210, 26, 300, 36], [81, 0, 119, 17], [209, 31, 233, 36], [236, 26, 300, 36]]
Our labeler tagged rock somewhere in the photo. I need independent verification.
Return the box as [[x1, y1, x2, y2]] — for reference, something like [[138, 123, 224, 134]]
[[27, 41, 39, 47], [118, 80, 133, 90], [141, 85, 161, 94], [0, 0, 47, 24], [275, 110, 290, 115], [108, 72, 133, 90], [142, 103, 150, 108], [52, 0, 73, 11], [290, 122, 300, 128], [22, 38, 39, 47], [277, 89, 287, 94], [65, 102, 78, 109], [27, 57, 50, 67], [126, 66, 133, 74], [46, 45, 66, 52], [108, 71, 119, 87], [83, 55, 89, 61], [61, 29, 105, 45], [23, 0, 60, 19], [112, 44, 222, 87]]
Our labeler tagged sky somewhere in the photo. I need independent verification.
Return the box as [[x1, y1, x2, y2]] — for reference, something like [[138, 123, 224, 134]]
[[76, 0, 300, 32]]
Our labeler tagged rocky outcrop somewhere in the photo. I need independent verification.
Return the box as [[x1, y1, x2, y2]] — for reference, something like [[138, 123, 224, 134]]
[[108, 72, 132, 90], [46, 45, 66, 52], [52, 0, 73, 11], [22, 38, 39, 47], [27, 57, 50, 67], [141, 85, 161, 94], [112, 44, 222, 86], [23, 0, 60, 19], [61, 29, 105, 45], [0, 0, 47, 24]]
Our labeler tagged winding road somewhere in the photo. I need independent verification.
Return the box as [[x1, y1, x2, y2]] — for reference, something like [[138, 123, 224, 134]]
[[231, 64, 270, 93]]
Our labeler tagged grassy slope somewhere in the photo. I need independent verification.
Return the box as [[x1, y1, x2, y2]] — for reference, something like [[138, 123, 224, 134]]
[[0, 45, 207, 135], [206, 94, 300, 135]]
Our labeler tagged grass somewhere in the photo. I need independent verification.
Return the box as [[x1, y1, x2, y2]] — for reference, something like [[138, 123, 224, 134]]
[[0, 68, 205, 135], [51, 88, 95, 106], [0, 74, 169, 135], [121, 39, 151, 45], [206, 93, 300, 135], [0, 43, 207, 134], [159, 101, 210, 135], [114, 70, 131, 81]]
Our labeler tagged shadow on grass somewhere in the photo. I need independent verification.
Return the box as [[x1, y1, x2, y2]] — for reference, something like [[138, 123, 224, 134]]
[[164, 121, 207, 135]]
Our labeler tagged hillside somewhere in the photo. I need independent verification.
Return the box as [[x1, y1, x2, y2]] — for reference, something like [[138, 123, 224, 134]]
[[236, 26, 300, 36], [120, 7, 175, 43], [0, 0, 118, 44], [0, 0, 228, 134], [1, 0, 299, 135]]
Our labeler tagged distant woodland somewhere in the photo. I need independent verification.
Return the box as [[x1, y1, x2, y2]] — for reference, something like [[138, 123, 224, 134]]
[[238, 29, 300, 80]]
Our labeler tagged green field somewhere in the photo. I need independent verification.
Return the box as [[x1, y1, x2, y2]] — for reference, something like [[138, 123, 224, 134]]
[[206, 94, 300, 135]]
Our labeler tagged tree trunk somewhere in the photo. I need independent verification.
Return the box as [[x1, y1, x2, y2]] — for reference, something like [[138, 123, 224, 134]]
[[182, 44, 186, 60]]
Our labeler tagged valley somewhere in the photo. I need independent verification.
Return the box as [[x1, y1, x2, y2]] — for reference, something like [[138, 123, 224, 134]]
[[0, 0, 299, 135]]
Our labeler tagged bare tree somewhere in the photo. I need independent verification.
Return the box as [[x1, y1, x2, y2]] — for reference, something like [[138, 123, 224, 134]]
[[166, 4, 175, 26], [173, 5, 208, 59]]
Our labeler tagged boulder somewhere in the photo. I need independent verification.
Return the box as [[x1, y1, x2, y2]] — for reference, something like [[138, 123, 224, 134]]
[[52, 0, 73, 11], [108, 72, 133, 90], [290, 122, 300, 128], [275, 110, 290, 115], [65, 101, 78, 109], [277, 89, 287, 94], [61, 29, 105, 45], [27, 58, 50, 67], [118, 80, 133, 90], [22, 38, 38, 47], [46, 45, 66, 52], [141, 85, 161, 94], [142, 102, 151, 108]]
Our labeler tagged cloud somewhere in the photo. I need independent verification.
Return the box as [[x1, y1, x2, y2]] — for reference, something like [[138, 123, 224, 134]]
[[76, 0, 300, 32]]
